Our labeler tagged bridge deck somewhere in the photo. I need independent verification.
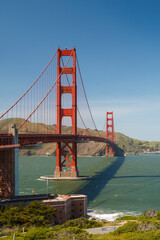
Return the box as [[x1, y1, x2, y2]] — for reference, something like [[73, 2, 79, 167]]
[[0, 133, 115, 149]]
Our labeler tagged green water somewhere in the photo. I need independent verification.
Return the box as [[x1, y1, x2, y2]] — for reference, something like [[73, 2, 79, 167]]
[[19, 154, 160, 220]]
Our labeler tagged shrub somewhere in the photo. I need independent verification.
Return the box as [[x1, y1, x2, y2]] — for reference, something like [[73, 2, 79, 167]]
[[53, 227, 90, 240], [0, 201, 56, 228], [113, 222, 138, 235], [122, 231, 160, 240], [62, 217, 102, 229], [139, 210, 157, 221], [144, 210, 157, 217], [116, 215, 138, 221], [156, 212, 160, 220], [21, 228, 52, 240]]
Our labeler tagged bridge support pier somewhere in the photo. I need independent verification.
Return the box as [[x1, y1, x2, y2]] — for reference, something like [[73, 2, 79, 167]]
[[54, 47, 79, 178], [0, 124, 19, 198], [106, 144, 114, 157], [54, 142, 79, 178], [0, 148, 15, 198], [12, 125, 19, 196]]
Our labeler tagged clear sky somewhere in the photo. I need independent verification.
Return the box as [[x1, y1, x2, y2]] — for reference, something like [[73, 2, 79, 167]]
[[1, 0, 160, 141]]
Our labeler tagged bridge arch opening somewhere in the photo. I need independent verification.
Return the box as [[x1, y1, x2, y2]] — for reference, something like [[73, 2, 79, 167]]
[[61, 74, 73, 86], [60, 56, 73, 68], [62, 117, 72, 134], [62, 93, 72, 109]]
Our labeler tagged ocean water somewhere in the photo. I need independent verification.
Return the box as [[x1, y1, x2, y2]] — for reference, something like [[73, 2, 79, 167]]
[[19, 154, 160, 221]]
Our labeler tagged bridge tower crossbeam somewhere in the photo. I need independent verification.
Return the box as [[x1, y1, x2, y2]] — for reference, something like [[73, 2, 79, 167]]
[[54, 48, 79, 178]]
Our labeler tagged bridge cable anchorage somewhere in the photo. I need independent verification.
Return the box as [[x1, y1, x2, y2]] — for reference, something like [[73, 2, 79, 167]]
[[61, 58, 91, 136], [0, 48, 58, 120], [76, 56, 101, 137], [18, 49, 74, 130]]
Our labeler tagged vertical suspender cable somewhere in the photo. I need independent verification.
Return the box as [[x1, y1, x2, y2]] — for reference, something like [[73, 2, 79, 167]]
[[18, 50, 73, 130], [0, 49, 58, 121], [76, 56, 101, 137]]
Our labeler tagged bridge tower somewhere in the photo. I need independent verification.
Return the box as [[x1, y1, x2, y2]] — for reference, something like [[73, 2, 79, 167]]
[[106, 112, 114, 156], [54, 47, 78, 178]]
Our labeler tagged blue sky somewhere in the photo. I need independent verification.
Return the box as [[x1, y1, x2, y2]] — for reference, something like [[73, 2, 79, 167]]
[[1, 0, 160, 141]]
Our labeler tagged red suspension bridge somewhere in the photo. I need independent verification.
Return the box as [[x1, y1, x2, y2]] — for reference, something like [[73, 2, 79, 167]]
[[0, 47, 123, 198]]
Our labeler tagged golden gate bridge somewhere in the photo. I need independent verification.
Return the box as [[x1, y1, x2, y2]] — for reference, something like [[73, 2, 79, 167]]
[[0, 47, 123, 199]]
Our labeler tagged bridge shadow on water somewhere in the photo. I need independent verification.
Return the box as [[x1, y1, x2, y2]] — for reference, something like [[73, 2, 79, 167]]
[[70, 156, 125, 204]]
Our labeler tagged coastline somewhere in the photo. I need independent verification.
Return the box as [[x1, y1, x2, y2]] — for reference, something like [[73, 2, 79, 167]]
[[87, 209, 141, 222]]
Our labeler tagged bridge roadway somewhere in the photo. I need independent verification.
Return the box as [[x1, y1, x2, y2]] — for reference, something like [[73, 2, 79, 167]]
[[0, 133, 115, 149]]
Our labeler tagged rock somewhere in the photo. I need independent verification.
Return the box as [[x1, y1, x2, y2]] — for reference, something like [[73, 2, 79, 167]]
[[138, 223, 156, 231], [87, 216, 105, 222], [144, 209, 157, 217]]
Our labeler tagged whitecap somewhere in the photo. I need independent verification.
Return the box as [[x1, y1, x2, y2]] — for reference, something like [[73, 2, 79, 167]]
[[87, 210, 141, 221]]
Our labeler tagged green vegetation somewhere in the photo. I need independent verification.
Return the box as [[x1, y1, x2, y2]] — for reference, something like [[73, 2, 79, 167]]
[[2, 205, 160, 239], [0, 201, 56, 228], [1, 205, 160, 239], [116, 215, 138, 221], [107, 209, 160, 240], [113, 222, 138, 235], [5, 227, 91, 240], [115, 132, 160, 153], [0, 202, 103, 239], [62, 217, 103, 229]]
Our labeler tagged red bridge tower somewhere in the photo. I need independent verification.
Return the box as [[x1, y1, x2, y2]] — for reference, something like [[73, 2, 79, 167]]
[[106, 112, 114, 156], [54, 48, 78, 178]]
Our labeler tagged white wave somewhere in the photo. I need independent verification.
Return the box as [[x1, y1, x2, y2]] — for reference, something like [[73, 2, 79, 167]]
[[87, 210, 141, 221], [37, 178, 45, 181]]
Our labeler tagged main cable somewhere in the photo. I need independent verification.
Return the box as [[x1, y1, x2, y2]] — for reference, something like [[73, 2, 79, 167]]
[[0, 48, 58, 119], [76, 55, 101, 137], [18, 49, 74, 130]]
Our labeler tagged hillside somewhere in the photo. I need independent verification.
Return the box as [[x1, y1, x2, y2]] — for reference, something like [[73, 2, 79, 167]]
[[1, 118, 159, 155], [1, 203, 160, 239], [18, 126, 160, 156], [115, 132, 160, 154]]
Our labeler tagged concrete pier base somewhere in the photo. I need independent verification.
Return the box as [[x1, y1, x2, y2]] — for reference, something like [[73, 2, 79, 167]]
[[40, 175, 93, 180], [54, 170, 79, 178]]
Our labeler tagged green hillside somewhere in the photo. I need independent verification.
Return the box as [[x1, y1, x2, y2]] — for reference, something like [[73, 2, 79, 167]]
[[115, 132, 160, 153], [1, 118, 160, 155]]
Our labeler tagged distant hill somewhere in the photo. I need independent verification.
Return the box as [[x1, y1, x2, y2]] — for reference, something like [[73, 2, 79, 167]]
[[20, 132, 160, 156], [114, 132, 160, 154], [0, 118, 159, 155]]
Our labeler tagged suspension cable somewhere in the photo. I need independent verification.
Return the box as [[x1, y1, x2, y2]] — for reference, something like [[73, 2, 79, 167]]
[[76, 55, 101, 136], [0, 48, 58, 119], [18, 49, 74, 130]]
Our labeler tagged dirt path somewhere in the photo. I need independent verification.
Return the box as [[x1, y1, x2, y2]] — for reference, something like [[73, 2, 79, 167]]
[[86, 226, 119, 234]]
